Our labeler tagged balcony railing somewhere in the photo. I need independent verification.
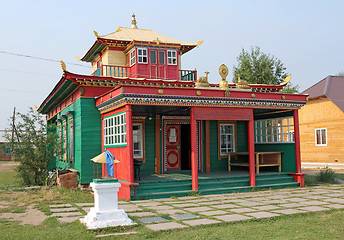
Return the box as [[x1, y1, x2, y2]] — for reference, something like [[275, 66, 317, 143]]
[[179, 70, 197, 81]]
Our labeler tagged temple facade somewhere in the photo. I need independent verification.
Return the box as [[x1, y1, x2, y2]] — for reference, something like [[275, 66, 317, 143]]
[[39, 15, 308, 200]]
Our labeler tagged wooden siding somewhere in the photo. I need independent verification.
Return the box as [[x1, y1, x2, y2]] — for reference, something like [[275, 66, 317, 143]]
[[140, 118, 156, 175], [299, 98, 344, 163], [106, 50, 127, 66]]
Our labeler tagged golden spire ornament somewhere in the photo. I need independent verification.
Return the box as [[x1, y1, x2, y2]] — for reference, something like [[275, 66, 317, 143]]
[[219, 64, 229, 90]]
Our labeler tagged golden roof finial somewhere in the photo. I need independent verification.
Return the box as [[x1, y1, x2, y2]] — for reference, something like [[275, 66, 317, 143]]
[[60, 60, 67, 72], [131, 13, 138, 29], [93, 30, 99, 38], [219, 64, 229, 90]]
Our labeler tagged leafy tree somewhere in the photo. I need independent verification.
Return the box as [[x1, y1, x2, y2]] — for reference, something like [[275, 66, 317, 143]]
[[233, 46, 299, 93], [338, 71, 344, 76], [5, 108, 60, 186]]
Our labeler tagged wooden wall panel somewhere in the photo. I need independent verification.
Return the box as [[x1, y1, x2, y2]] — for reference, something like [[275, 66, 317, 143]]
[[299, 98, 344, 163]]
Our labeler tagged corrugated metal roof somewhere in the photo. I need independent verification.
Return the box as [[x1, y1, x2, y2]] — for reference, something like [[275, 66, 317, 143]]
[[102, 27, 196, 46], [302, 76, 344, 112]]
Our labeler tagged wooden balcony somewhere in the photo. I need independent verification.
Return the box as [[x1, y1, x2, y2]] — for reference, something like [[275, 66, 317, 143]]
[[179, 70, 197, 81]]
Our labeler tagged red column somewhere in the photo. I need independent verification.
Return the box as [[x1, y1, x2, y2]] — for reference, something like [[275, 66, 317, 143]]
[[126, 105, 134, 183], [293, 109, 301, 173], [190, 107, 199, 191], [248, 111, 256, 186]]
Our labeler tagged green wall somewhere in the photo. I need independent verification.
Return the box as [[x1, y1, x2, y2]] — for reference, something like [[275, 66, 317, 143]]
[[53, 98, 102, 184], [255, 143, 296, 172], [140, 118, 156, 175]]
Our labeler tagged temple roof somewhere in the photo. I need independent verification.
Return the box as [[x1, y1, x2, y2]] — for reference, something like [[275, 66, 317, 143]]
[[102, 27, 196, 47]]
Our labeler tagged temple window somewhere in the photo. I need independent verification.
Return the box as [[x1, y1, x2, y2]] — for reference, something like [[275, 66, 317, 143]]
[[69, 118, 74, 162], [254, 117, 294, 143], [159, 51, 165, 64], [315, 128, 327, 146], [150, 50, 157, 64], [104, 112, 127, 147], [137, 48, 147, 63], [133, 123, 143, 158], [167, 50, 177, 65], [219, 123, 236, 156], [130, 50, 136, 66]]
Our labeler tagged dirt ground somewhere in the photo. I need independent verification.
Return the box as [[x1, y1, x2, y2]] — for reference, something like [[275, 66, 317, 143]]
[[0, 161, 19, 172]]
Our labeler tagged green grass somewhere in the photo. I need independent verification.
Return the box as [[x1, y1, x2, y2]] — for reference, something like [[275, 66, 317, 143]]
[[335, 173, 344, 180], [0, 170, 21, 188], [0, 209, 343, 240]]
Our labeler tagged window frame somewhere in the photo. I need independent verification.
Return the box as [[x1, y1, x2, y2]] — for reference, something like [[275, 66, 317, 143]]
[[130, 49, 136, 66], [167, 50, 177, 65], [150, 50, 157, 64], [315, 128, 327, 146], [218, 121, 237, 158], [103, 112, 127, 147], [254, 117, 294, 144], [69, 118, 74, 163], [133, 120, 145, 161], [158, 51, 165, 65], [137, 48, 148, 64]]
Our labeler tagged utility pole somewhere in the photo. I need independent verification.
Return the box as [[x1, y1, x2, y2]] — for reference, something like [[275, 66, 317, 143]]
[[11, 107, 15, 161]]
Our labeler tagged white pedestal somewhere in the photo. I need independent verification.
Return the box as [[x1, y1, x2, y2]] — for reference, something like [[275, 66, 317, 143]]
[[80, 181, 134, 229]]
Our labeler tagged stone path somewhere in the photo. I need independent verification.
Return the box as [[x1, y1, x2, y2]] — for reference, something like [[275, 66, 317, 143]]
[[43, 184, 344, 234]]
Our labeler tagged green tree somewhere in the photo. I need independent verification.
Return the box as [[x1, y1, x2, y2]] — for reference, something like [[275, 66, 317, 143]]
[[338, 71, 344, 76], [233, 46, 299, 93], [5, 108, 60, 186]]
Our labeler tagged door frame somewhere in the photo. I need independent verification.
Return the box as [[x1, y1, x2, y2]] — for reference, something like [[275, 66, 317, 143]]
[[162, 117, 202, 173]]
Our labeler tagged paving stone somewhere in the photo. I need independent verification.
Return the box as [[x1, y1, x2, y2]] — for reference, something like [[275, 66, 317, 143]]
[[262, 199, 288, 204], [213, 204, 240, 209], [326, 204, 344, 209], [156, 209, 186, 215], [118, 205, 143, 212], [96, 231, 138, 237], [146, 222, 188, 231], [174, 203, 199, 208], [231, 208, 256, 213], [272, 209, 306, 215], [184, 199, 209, 203], [304, 195, 329, 199], [298, 206, 329, 212], [236, 201, 263, 207], [325, 193, 344, 197], [49, 204, 72, 208], [182, 218, 221, 226], [279, 203, 305, 208], [145, 205, 174, 210], [52, 211, 83, 217], [50, 207, 78, 212], [215, 214, 252, 222], [198, 201, 223, 205], [245, 212, 280, 219], [154, 198, 175, 202], [267, 195, 289, 199], [75, 203, 93, 207], [128, 211, 157, 217], [135, 202, 162, 207], [82, 207, 91, 213], [178, 196, 198, 200], [252, 205, 280, 211], [170, 214, 199, 220], [138, 216, 168, 223], [324, 198, 344, 204], [185, 206, 213, 212], [247, 197, 267, 201], [301, 200, 327, 206], [286, 198, 308, 202], [57, 216, 81, 223], [199, 210, 227, 216]]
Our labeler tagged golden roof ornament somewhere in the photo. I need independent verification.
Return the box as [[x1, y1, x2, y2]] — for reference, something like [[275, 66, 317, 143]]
[[60, 60, 67, 72], [236, 74, 251, 91], [219, 64, 229, 90], [93, 30, 99, 38], [131, 13, 138, 29], [195, 71, 210, 88]]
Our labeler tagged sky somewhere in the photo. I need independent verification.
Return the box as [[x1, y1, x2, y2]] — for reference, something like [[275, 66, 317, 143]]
[[0, 0, 343, 129]]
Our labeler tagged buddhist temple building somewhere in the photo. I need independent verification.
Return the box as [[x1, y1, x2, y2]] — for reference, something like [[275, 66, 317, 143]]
[[39, 15, 308, 200]]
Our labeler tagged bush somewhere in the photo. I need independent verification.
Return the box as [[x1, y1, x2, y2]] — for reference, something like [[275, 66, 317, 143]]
[[316, 168, 337, 184], [5, 108, 61, 186]]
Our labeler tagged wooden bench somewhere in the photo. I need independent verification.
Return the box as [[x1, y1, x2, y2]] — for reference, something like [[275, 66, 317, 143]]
[[228, 152, 282, 174]]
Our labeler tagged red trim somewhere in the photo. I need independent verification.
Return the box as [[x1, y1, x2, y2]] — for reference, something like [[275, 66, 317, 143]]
[[190, 107, 199, 191], [248, 111, 255, 186], [288, 173, 305, 187], [293, 109, 302, 173], [194, 107, 252, 121]]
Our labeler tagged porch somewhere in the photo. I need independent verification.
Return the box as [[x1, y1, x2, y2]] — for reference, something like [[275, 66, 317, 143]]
[[131, 171, 299, 200]]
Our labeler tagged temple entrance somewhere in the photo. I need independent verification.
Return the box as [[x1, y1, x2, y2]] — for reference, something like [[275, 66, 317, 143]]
[[163, 118, 199, 172]]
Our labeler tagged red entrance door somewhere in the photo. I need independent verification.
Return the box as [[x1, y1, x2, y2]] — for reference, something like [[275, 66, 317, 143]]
[[166, 125, 181, 171]]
